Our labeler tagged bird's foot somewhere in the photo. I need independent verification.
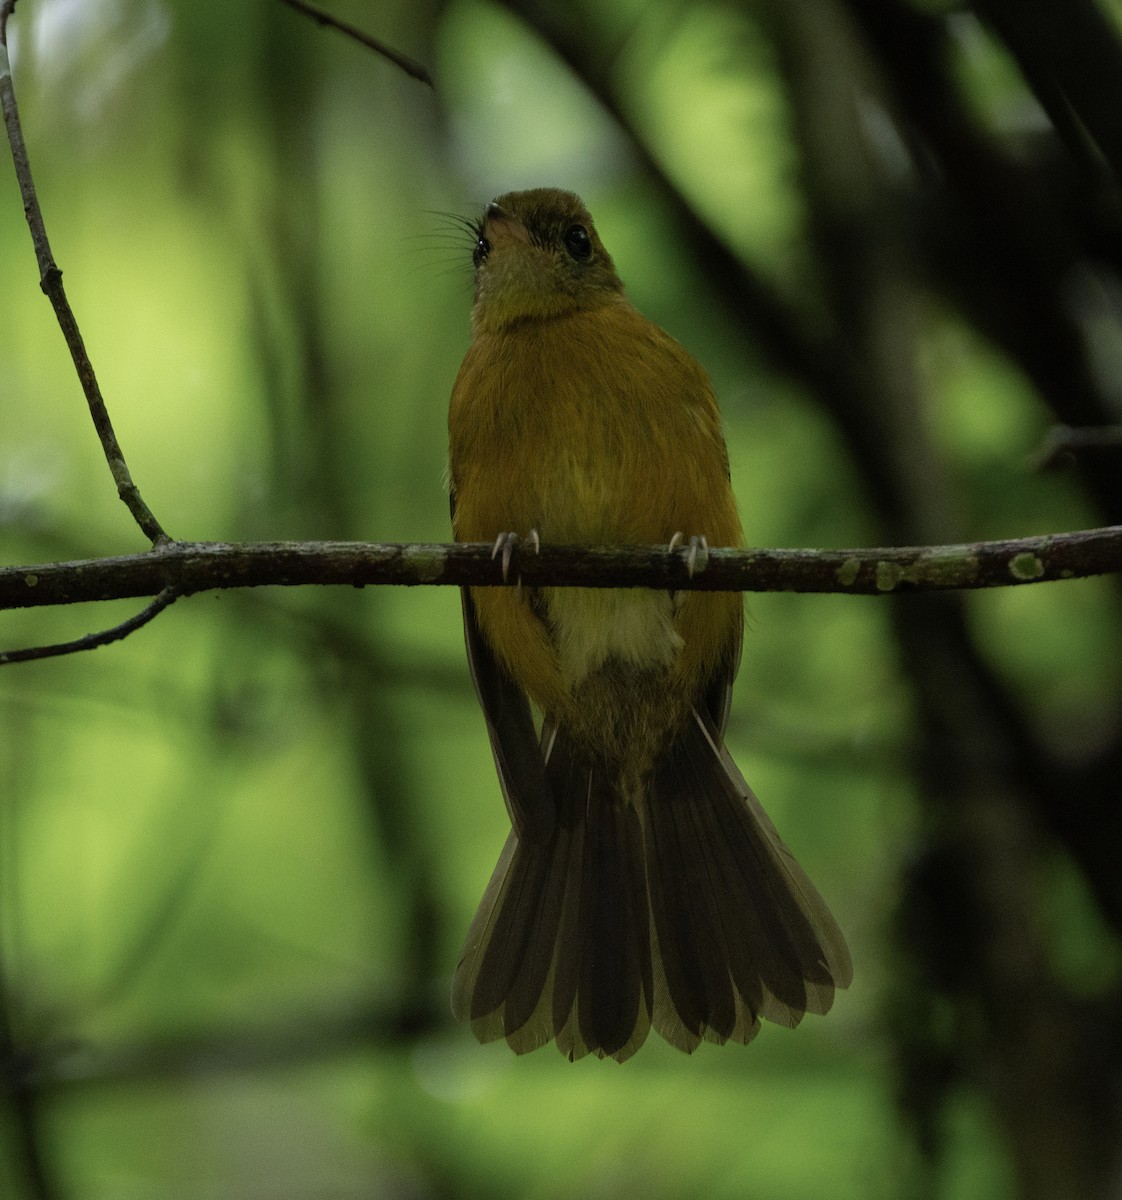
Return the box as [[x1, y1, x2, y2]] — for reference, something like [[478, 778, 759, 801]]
[[492, 529, 541, 593], [668, 531, 710, 579]]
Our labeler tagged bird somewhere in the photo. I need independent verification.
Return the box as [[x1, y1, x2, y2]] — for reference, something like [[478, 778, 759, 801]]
[[447, 187, 851, 1062]]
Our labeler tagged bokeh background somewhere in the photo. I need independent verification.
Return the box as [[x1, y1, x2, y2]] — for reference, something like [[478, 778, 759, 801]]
[[2, 0, 1121, 1197]]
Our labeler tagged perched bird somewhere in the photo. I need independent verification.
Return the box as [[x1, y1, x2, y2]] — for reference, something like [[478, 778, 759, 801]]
[[447, 187, 851, 1062]]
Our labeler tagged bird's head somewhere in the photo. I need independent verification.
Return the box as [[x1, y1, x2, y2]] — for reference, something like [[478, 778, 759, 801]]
[[469, 188, 624, 333]]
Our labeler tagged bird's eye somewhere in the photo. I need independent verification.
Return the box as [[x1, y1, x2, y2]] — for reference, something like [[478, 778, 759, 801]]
[[563, 224, 592, 261], [473, 236, 491, 267]]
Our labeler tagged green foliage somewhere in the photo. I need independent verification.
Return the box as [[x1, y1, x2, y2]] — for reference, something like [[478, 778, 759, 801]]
[[2, 0, 1120, 1197]]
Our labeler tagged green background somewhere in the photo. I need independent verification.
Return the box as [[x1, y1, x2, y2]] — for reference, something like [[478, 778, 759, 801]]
[[1, 1, 1120, 1197]]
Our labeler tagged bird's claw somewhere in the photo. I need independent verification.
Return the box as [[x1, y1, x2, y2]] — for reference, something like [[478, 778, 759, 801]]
[[492, 529, 541, 590], [669, 532, 710, 579], [687, 535, 709, 578], [492, 532, 517, 582]]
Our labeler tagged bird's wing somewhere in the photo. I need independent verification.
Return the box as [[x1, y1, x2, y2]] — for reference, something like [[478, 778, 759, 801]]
[[460, 586, 555, 842], [701, 608, 743, 738]]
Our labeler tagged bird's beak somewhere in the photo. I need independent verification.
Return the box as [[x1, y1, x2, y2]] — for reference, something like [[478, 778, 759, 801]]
[[483, 203, 530, 248]]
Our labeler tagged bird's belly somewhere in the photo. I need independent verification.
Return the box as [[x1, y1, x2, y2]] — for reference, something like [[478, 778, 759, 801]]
[[544, 586, 683, 687]]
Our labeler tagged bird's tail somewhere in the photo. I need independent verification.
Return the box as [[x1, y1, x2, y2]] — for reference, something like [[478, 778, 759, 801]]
[[452, 711, 852, 1062]]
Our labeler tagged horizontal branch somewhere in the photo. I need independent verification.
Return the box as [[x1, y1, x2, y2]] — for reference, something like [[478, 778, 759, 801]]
[[1, 525, 1119, 611]]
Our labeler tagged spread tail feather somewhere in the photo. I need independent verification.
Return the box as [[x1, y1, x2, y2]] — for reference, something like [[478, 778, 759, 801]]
[[452, 711, 851, 1062]]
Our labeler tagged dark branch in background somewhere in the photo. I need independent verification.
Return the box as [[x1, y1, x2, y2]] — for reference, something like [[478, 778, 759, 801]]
[[0, 3, 167, 546], [0, 527, 1117, 618], [850, 0, 1122, 526], [1030, 423, 1122, 470], [277, 0, 434, 88], [0, 959, 58, 1200], [0, 814, 57, 1196], [977, 0, 1122, 185], [0, 587, 178, 664]]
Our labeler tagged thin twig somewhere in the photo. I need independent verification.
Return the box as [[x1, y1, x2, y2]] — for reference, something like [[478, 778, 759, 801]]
[[0, 526, 1118, 614], [278, 0, 434, 88], [0, 588, 178, 664], [0, 4, 168, 545]]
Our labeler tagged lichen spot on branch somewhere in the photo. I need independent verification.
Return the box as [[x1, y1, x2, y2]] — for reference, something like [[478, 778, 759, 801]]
[[836, 557, 861, 587], [1009, 552, 1045, 582]]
